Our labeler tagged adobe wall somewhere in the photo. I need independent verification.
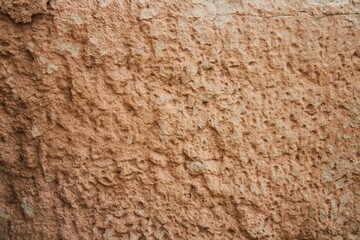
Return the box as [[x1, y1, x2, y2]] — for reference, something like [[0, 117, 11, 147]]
[[0, 0, 360, 239]]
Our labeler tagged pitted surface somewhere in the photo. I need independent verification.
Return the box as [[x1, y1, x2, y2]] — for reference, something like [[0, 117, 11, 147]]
[[0, 0, 48, 23], [0, 0, 360, 239]]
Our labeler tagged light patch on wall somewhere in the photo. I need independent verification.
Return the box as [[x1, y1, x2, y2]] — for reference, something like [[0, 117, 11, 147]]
[[0, 209, 8, 219], [308, 0, 350, 5], [70, 15, 83, 25], [31, 125, 42, 138], [21, 198, 34, 218], [99, 0, 113, 7], [140, 6, 160, 20], [47, 64, 59, 74], [59, 42, 80, 58]]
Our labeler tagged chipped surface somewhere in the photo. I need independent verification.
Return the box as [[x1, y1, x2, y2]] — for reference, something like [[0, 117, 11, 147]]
[[0, 0, 360, 239]]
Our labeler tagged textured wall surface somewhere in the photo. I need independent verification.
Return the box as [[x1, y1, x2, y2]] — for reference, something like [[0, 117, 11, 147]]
[[0, 0, 360, 239]]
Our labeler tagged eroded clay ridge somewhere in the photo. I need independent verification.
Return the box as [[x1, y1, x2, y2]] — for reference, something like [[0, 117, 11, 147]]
[[0, 0, 360, 239]]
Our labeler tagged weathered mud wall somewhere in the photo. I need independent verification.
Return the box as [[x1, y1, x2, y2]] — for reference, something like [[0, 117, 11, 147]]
[[0, 0, 360, 239]]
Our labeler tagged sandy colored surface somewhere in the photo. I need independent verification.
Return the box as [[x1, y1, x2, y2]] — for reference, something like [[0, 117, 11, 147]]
[[0, 0, 360, 239]]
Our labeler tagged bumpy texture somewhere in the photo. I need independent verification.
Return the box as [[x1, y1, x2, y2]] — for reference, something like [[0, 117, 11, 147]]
[[0, 0, 48, 23], [0, 0, 360, 239]]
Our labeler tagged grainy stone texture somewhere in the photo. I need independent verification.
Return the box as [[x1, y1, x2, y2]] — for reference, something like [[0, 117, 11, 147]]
[[0, 0, 360, 239]]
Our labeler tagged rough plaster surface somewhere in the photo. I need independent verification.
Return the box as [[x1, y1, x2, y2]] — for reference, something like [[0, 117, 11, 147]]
[[0, 0, 360, 239], [0, 0, 48, 23]]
